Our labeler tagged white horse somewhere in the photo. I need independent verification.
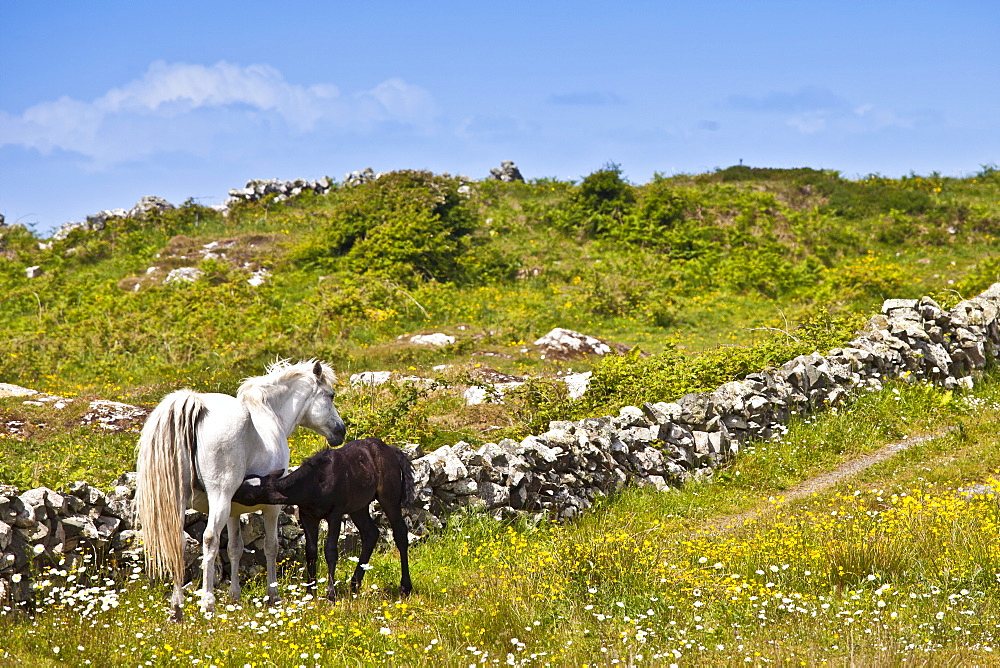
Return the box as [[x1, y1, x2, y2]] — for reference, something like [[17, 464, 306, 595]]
[[135, 359, 346, 621]]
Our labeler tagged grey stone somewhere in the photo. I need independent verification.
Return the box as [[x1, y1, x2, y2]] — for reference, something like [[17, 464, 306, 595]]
[[487, 161, 525, 182], [642, 401, 681, 425], [62, 515, 99, 541], [0, 521, 11, 550]]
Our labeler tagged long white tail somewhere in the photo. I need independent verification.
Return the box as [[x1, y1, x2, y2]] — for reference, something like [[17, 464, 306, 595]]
[[135, 390, 205, 582]]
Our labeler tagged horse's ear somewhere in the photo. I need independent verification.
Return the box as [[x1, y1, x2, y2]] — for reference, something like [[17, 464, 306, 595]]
[[313, 361, 323, 380]]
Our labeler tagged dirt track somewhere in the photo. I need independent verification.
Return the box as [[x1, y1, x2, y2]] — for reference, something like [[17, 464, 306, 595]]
[[703, 427, 958, 533]]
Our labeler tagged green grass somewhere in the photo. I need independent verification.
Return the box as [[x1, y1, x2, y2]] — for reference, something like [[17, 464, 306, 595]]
[[6, 374, 1000, 665]]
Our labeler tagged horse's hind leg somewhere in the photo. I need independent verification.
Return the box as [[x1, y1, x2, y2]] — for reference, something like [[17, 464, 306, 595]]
[[382, 503, 412, 596], [226, 515, 244, 601], [261, 504, 281, 606], [200, 503, 229, 614], [170, 574, 185, 622], [349, 508, 379, 594]]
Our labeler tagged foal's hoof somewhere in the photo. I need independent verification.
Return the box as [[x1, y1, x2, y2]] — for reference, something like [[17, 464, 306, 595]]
[[266, 595, 281, 608], [169, 607, 184, 623]]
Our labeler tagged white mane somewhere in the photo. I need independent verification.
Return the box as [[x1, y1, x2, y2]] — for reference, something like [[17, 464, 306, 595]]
[[236, 359, 336, 407]]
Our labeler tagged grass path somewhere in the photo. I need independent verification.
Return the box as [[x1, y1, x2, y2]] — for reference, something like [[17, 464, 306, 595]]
[[703, 426, 959, 534]]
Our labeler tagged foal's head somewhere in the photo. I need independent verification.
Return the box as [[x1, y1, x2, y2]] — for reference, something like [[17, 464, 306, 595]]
[[232, 468, 292, 506]]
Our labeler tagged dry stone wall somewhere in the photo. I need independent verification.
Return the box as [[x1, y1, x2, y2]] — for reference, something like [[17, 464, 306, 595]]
[[4, 284, 1000, 606]]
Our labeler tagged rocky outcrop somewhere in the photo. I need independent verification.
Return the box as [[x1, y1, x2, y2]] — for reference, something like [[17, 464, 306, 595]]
[[488, 161, 525, 183], [343, 167, 381, 187], [52, 196, 175, 241], [5, 285, 1000, 606], [534, 327, 626, 359]]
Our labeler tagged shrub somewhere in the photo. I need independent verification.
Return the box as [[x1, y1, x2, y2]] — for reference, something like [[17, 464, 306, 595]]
[[826, 253, 906, 300], [720, 246, 824, 298], [288, 171, 481, 285], [818, 177, 935, 219], [572, 308, 865, 419], [546, 163, 636, 238]]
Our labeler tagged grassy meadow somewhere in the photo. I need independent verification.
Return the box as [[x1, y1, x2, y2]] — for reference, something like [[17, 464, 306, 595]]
[[5, 375, 1000, 665], [3, 164, 1000, 664]]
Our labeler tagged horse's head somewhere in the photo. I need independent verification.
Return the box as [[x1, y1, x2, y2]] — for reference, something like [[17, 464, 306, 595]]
[[241, 359, 347, 446], [301, 360, 347, 446]]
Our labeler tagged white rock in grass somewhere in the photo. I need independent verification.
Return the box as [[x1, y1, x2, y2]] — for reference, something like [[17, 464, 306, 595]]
[[0, 383, 38, 399], [409, 333, 455, 347], [350, 371, 393, 387], [247, 268, 270, 287], [463, 382, 525, 405], [534, 328, 614, 358], [165, 267, 203, 283], [562, 371, 592, 399]]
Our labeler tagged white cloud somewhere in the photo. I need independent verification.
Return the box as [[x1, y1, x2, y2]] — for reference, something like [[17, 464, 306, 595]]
[[358, 78, 437, 124], [97, 61, 338, 130], [0, 61, 436, 166]]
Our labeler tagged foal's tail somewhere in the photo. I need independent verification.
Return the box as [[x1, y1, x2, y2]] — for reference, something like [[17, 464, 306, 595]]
[[135, 390, 205, 582], [391, 446, 416, 509]]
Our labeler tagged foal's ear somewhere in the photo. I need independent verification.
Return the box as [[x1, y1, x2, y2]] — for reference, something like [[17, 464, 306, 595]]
[[313, 361, 323, 380]]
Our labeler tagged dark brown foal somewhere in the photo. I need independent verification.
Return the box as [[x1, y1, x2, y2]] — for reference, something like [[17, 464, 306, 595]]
[[232, 437, 414, 600]]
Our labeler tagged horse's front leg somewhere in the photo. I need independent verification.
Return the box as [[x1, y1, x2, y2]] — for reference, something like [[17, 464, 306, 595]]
[[260, 504, 282, 606], [226, 515, 244, 602]]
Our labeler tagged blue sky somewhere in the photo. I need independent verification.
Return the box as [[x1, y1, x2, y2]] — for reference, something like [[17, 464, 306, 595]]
[[2, 1, 998, 235]]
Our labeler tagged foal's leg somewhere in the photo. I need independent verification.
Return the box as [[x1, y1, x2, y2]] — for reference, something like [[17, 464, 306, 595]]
[[299, 513, 322, 596], [324, 514, 344, 601], [260, 504, 282, 606], [381, 503, 413, 596], [349, 508, 379, 594], [299, 508, 320, 595], [226, 515, 244, 601]]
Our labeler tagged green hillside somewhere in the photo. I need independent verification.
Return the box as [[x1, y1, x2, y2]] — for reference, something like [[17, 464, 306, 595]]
[[2, 165, 1000, 484]]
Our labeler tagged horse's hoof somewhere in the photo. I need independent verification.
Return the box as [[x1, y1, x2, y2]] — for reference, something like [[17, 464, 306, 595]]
[[266, 596, 281, 608], [169, 608, 184, 623]]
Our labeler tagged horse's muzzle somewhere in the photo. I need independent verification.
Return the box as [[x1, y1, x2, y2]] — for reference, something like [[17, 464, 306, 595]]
[[327, 422, 346, 447]]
